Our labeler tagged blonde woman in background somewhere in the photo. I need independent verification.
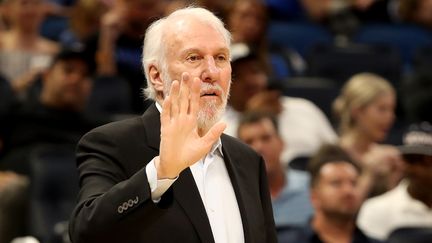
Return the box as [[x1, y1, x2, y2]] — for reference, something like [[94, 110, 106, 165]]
[[333, 72, 404, 198]]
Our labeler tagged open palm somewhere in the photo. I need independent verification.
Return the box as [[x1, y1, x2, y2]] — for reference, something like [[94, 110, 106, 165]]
[[156, 73, 226, 179]]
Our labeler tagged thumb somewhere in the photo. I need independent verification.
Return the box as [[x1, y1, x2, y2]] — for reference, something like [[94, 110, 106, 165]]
[[201, 121, 226, 145]]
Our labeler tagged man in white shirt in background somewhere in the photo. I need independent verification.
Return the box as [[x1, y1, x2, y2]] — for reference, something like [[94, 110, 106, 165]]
[[357, 122, 432, 241]]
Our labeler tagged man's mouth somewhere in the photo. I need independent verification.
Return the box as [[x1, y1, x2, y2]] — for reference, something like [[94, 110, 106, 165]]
[[200, 90, 221, 97]]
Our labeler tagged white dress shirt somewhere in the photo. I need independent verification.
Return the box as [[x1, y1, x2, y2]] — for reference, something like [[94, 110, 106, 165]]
[[145, 103, 244, 243]]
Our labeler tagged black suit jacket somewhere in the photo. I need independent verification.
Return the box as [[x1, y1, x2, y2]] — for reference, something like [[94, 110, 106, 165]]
[[69, 104, 277, 243]]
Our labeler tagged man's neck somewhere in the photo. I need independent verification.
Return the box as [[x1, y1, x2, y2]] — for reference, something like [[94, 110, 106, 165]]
[[268, 167, 286, 199], [312, 212, 355, 243]]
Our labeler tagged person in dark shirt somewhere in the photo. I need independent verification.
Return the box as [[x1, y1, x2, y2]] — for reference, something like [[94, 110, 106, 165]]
[[0, 48, 106, 175], [278, 144, 382, 243], [85, 0, 165, 113]]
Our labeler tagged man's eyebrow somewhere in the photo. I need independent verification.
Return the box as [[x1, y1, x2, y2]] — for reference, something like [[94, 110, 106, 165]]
[[180, 47, 230, 55]]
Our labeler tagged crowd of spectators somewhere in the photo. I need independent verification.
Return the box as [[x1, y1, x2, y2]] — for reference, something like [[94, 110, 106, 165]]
[[0, 0, 431, 242]]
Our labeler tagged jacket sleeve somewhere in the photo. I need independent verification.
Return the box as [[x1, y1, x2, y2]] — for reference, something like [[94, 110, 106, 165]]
[[69, 129, 172, 243]]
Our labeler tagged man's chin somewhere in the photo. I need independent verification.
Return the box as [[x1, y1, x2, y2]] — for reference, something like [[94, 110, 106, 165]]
[[197, 105, 225, 132]]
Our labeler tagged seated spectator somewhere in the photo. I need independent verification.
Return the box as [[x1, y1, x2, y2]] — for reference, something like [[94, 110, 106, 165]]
[[0, 0, 60, 94], [222, 50, 337, 165], [357, 122, 432, 241], [278, 144, 381, 243], [59, 0, 109, 49], [237, 111, 313, 227], [227, 0, 305, 77], [227, 0, 271, 73], [333, 72, 404, 197], [85, 0, 165, 113], [0, 48, 106, 175]]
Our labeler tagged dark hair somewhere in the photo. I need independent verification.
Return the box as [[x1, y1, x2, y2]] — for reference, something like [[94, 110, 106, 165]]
[[308, 144, 361, 187], [237, 111, 279, 136], [51, 47, 96, 75]]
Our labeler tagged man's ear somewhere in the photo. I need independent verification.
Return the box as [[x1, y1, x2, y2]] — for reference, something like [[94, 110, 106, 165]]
[[149, 64, 164, 93], [310, 188, 320, 209]]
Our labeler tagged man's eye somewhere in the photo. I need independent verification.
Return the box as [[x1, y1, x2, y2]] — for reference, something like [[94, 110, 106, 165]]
[[187, 55, 201, 62], [216, 55, 227, 61]]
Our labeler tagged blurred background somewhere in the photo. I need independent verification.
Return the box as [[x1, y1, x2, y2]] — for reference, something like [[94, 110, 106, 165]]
[[0, 0, 431, 242]]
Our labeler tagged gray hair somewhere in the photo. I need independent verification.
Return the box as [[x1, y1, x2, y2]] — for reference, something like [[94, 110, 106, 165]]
[[142, 7, 232, 100]]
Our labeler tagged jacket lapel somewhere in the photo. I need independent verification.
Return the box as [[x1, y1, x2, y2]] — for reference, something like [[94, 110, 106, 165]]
[[141, 104, 215, 243], [141, 104, 161, 151], [174, 169, 215, 243], [221, 135, 252, 243]]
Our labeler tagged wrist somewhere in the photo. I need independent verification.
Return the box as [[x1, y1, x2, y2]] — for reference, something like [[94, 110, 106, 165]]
[[155, 156, 178, 180]]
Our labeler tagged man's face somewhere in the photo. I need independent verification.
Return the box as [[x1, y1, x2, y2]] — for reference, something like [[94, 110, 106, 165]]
[[43, 59, 91, 111], [238, 118, 284, 173], [312, 162, 362, 220], [404, 154, 432, 190], [162, 19, 231, 131]]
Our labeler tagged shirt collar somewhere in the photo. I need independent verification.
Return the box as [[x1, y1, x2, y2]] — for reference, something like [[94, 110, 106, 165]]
[[155, 102, 162, 112], [211, 138, 223, 157]]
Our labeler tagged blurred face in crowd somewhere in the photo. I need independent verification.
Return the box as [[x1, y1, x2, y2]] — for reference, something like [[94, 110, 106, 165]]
[[229, 58, 267, 111], [228, 0, 267, 44], [311, 162, 363, 220], [353, 91, 395, 142], [238, 117, 284, 174], [41, 59, 92, 112], [4, 0, 46, 31], [156, 18, 232, 132], [404, 154, 432, 192]]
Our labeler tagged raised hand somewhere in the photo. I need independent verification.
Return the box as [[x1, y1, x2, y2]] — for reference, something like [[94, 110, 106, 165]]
[[155, 73, 226, 179]]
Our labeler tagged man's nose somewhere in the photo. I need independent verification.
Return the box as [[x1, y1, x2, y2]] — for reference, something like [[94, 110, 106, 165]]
[[201, 57, 219, 82]]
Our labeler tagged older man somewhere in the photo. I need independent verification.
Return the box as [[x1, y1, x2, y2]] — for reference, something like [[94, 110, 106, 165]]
[[69, 7, 277, 243]]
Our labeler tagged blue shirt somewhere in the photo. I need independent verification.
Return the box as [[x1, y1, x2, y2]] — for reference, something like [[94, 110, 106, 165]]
[[272, 169, 314, 227]]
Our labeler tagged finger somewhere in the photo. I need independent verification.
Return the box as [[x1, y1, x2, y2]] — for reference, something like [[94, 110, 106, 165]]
[[179, 73, 190, 115], [189, 77, 201, 116], [201, 121, 226, 145], [161, 95, 171, 126], [170, 80, 180, 117]]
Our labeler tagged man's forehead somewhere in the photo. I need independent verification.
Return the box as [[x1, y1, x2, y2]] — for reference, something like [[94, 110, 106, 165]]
[[320, 162, 358, 177], [165, 17, 225, 41], [165, 31, 228, 54]]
